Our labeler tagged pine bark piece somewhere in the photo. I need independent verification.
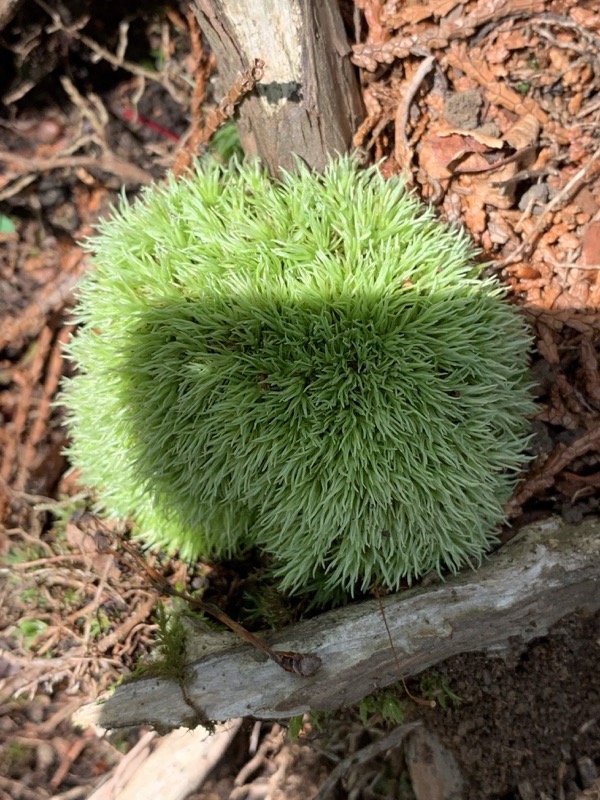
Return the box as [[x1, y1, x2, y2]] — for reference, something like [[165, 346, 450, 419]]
[[193, 0, 364, 174], [73, 516, 600, 730]]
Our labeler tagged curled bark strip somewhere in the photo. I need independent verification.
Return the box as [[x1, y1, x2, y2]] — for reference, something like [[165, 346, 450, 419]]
[[197, 58, 265, 150]]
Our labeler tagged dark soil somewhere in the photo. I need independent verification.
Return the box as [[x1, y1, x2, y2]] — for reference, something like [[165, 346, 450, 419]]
[[415, 610, 600, 799]]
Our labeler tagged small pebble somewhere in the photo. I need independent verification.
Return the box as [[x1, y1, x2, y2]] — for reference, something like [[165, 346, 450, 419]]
[[36, 742, 55, 772], [518, 183, 549, 213]]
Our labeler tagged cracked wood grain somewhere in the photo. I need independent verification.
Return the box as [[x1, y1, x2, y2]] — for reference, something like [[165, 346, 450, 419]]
[[193, 0, 364, 175]]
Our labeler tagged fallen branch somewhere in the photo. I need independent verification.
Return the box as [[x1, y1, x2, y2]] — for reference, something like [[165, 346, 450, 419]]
[[0, 149, 153, 186], [74, 516, 600, 730]]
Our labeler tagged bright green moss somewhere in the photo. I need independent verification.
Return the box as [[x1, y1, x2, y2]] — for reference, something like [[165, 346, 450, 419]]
[[62, 156, 534, 597]]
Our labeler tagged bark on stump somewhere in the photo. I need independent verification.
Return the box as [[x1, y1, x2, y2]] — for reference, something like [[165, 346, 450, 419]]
[[194, 0, 364, 174]]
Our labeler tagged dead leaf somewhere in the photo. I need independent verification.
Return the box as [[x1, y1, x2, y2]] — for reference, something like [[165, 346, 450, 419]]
[[420, 131, 504, 179], [570, 6, 600, 28], [418, 136, 456, 180], [466, 159, 518, 209], [488, 212, 519, 247], [568, 93, 584, 116], [580, 222, 600, 267], [437, 127, 504, 149], [512, 264, 542, 280], [462, 186, 487, 234], [447, 42, 549, 125], [536, 323, 560, 365], [548, 47, 572, 73], [361, 0, 390, 44], [64, 521, 121, 578], [503, 114, 541, 150]]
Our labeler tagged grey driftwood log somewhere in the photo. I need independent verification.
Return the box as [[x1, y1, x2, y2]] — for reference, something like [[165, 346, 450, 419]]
[[193, 0, 364, 175], [74, 516, 600, 730]]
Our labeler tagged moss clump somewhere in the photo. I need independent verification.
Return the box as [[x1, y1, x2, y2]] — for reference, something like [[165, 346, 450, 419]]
[[62, 156, 533, 597]]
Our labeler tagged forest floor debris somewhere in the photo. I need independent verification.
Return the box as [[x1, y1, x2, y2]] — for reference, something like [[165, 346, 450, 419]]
[[1, 0, 599, 797]]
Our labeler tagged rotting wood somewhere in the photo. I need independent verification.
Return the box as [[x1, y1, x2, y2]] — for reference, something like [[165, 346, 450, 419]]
[[193, 0, 364, 175], [74, 516, 600, 730]]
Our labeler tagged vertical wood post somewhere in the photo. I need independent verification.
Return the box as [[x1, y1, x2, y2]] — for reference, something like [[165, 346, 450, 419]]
[[194, 0, 364, 174]]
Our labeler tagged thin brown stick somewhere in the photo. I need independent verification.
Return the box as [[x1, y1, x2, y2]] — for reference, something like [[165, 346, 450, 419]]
[[118, 540, 322, 677], [50, 738, 87, 790], [15, 325, 74, 490], [0, 325, 53, 483], [7, 553, 94, 570], [499, 143, 600, 266], [0, 149, 153, 185], [314, 722, 422, 800], [394, 55, 435, 176], [375, 589, 434, 708]]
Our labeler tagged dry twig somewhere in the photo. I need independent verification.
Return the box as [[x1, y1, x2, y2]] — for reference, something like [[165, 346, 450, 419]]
[[314, 723, 422, 800], [117, 539, 321, 677], [0, 325, 53, 484], [15, 325, 74, 490], [508, 426, 600, 514], [33, 0, 190, 107], [394, 55, 435, 176], [499, 144, 600, 266], [0, 149, 153, 186], [172, 11, 215, 177]]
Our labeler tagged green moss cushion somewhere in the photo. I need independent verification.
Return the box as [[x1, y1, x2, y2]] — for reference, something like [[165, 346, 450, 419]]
[[62, 157, 533, 596]]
